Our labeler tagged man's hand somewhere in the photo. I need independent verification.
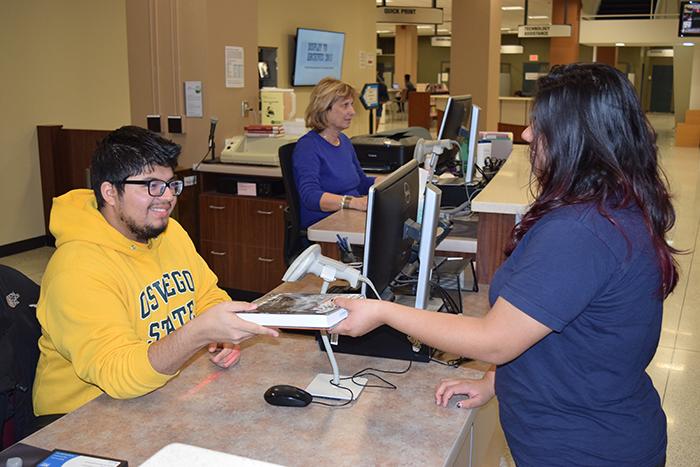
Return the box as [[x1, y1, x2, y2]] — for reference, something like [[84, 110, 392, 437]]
[[195, 301, 279, 344], [208, 342, 241, 369], [148, 301, 278, 376]]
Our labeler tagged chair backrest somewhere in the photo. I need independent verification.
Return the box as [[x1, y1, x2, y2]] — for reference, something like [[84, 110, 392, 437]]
[[278, 142, 305, 265], [0, 265, 41, 447]]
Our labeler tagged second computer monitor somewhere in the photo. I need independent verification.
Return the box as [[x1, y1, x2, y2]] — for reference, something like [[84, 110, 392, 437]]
[[436, 95, 479, 182], [361, 159, 419, 299]]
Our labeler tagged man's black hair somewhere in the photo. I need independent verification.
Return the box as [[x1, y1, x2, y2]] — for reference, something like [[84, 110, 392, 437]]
[[90, 125, 181, 208]]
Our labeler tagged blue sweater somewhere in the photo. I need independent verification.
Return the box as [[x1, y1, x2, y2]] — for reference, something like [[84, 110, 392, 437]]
[[292, 131, 374, 228]]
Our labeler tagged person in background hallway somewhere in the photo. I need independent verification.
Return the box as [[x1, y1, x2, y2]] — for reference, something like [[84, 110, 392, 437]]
[[293, 77, 375, 229], [397, 73, 416, 112], [33, 126, 278, 417], [375, 75, 389, 132], [334, 63, 676, 467]]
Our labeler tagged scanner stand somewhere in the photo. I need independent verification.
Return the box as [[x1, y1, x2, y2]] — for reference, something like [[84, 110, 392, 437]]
[[305, 280, 367, 401]]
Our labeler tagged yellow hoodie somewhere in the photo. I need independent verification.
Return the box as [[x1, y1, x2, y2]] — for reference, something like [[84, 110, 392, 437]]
[[33, 189, 230, 415]]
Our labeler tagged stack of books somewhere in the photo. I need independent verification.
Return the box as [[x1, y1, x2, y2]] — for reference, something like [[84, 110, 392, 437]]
[[244, 124, 285, 138]]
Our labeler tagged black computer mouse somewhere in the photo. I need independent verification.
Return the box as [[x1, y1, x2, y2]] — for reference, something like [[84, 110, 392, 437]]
[[264, 384, 313, 407]]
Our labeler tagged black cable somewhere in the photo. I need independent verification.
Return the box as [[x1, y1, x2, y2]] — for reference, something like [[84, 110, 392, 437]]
[[344, 360, 413, 390], [429, 356, 470, 368], [310, 361, 413, 407]]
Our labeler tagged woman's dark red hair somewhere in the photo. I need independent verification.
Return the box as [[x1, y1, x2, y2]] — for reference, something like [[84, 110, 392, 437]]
[[506, 63, 678, 297]]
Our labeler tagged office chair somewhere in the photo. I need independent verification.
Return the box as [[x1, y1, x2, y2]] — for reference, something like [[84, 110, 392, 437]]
[[0, 265, 64, 450], [278, 142, 310, 266], [0, 265, 42, 448]]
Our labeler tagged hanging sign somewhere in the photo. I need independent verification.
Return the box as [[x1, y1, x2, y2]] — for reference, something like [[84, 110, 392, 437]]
[[431, 36, 451, 47], [518, 24, 572, 38], [377, 6, 443, 24]]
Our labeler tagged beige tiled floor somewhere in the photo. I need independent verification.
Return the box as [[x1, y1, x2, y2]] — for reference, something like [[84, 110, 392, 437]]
[[2, 114, 699, 465]]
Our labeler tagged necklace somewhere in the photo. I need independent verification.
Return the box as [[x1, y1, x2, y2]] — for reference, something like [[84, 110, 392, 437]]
[[321, 132, 340, 147]]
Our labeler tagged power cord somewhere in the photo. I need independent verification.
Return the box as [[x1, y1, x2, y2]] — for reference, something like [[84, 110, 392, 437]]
[[310, 361, 413, 408]]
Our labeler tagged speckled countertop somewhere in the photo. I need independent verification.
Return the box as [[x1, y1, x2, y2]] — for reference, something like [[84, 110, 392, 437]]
[[22, 279, 492, 466]]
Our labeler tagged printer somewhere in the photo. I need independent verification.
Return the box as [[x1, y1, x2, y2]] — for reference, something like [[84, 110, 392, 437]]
[[351, 127, 431, 173]]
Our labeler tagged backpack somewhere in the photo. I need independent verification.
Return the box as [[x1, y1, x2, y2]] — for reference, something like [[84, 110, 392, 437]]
[[0, 265, 41, 449]]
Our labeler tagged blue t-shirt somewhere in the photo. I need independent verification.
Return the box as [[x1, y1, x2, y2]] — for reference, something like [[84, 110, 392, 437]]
[[490, 203, 666, 467], [293, 131, 375, 228]]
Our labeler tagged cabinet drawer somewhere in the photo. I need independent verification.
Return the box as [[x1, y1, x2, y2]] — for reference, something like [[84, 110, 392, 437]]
[[201, 241, 285, 293], [200, 194, 237, 242], [200, 240, 235, 289], [232, 197, 286, 248], [229, 245, 286, 293], [199, 193, 286, 248]]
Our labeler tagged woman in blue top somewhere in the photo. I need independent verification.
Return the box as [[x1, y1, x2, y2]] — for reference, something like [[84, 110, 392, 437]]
[[333, 64, 677, 467], [293, 77, 375, 229]]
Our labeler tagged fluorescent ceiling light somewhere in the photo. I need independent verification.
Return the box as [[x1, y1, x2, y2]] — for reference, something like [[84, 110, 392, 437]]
[[682, 42, 695, 46], [418, 25, 435, 29], [502, 6, 524, 10], [615, 42, 625, 46], [501, 45, 524, 54], [377, 30, 391, 34], [500, 27, 511, 31], [528, 15, 549, 19]]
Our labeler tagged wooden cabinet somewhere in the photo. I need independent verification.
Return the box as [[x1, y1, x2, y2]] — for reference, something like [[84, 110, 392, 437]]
[[199, 192, 287, 293]]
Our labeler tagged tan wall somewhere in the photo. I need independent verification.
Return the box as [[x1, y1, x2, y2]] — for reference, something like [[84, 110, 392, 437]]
[[0, 0, 131, 246], [257, 0, 376, 137], [417, 36, 450, 84], [500, 38, 550, 96], [451, 0, 501, 131], [689, 46, 700, 110], [126, 0, 259, 168], [674, 45, 695, 123]]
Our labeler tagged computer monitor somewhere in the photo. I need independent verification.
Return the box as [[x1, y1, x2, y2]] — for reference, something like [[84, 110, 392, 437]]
[[414, 182, 441, 310], [361, 159, 419, 300], [436, 95, 480, 183], [329, 159, 431, 362]]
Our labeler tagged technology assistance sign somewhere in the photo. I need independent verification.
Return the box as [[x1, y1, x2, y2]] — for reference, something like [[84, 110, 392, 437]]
[[518, 24, 572, 38], [377, 6, 443, 24]]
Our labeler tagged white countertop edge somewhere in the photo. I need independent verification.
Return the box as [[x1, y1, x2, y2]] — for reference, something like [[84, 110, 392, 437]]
[[307, 229, 365, 245], [471, 201, 529, 216], [193, 162, 282, 177], [308, 229, 477, 254], [437, 236, 477, 254]]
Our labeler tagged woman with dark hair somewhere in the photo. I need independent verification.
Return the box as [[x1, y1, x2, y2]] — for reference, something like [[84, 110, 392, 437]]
[[333, 63, 676, 466]]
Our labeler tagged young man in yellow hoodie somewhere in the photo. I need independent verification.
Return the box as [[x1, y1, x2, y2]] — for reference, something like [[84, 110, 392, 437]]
[[33, 126, 278, 416]]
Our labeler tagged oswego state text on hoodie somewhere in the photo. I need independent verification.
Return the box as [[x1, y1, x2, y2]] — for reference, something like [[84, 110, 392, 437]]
[[33, 126, 276, 416]]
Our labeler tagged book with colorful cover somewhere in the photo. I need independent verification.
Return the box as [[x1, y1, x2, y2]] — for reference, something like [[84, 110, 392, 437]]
[[238, 293, 362, 329]]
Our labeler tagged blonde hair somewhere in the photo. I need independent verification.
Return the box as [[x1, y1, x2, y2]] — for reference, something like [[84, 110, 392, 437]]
[[304, 77, 357, 131]]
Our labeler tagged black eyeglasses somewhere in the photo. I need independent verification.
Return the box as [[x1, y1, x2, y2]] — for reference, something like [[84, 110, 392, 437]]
[[117, 178, 184, 197]]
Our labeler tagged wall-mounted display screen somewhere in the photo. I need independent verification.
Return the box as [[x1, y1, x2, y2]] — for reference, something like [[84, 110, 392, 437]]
[[292, 28, 345, 86], [679, 1, 700, 37]]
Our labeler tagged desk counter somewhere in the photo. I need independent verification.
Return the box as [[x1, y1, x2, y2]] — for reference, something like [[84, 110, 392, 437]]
[[20, 277, 497, 466], [470, 144, 533, 283], [471, 144, 532, 216], [194, 160, 282, 178], [307, 209, 477, 257]]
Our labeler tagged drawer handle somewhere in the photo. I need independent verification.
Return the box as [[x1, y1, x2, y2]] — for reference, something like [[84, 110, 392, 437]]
[[257, 257, 274, 263], [256, 210, 273, 215], [210, 251, 227, 256], [208, 205, 225, 210]]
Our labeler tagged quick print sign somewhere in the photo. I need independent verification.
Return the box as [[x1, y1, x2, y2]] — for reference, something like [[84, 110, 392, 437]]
[[377, 6, 443, 24]]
